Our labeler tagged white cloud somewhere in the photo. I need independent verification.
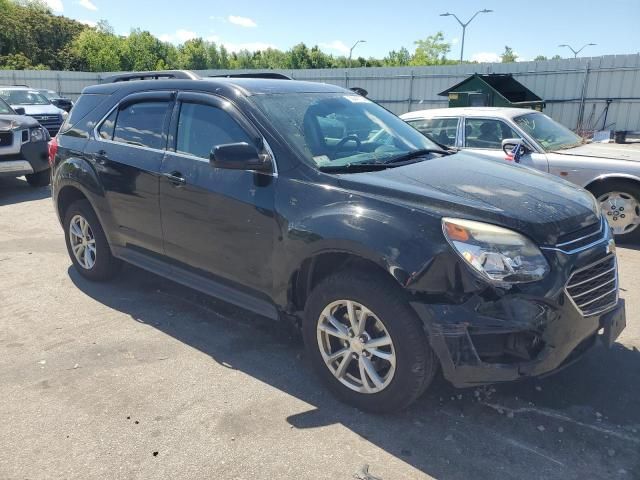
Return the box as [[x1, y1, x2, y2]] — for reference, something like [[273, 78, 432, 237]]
[[78, 0, 97, 10], [451, 37, 460, 46], [471, 52, 501, 63], [44, 0, 63, 12], [159, 29, 197, 44], [223, 41, 276, 52], [228, 15, 257, 28], [79, 19, 97, 27], [319, 40, 350, 55]]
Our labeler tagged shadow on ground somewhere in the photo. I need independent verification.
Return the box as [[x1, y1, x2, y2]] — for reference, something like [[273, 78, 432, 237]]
[[68, 264, 640, 480], [0, 177, 50, 206]]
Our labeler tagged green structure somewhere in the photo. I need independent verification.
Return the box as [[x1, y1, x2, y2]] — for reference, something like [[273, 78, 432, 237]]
[[438, 73, 545, 111]]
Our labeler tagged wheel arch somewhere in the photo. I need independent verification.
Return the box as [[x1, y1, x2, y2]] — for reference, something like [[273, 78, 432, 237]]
[[583, 173, 640, 193]]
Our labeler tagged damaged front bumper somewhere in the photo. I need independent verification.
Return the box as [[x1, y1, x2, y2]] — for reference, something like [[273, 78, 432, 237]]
[[410, 242, 626, 388]]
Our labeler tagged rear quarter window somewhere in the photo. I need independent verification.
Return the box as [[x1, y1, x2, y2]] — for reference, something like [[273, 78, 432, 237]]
[[59, 94, 109, 136]]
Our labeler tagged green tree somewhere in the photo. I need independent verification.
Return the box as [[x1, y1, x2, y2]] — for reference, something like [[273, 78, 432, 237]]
[[384, 47, 411, 66], [121, 29, 170, 71], [534, 55, 548, 61], [411, 32, 451, 66], [178, 38, 209, 69], [70, 21, 123, 71], [500, 46, 518, 63]]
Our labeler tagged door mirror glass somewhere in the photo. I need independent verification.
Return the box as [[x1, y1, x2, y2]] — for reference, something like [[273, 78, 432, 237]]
[[501, 138, 529, 155], [14, 107, 25, 115], [210, 142, 269, 171]]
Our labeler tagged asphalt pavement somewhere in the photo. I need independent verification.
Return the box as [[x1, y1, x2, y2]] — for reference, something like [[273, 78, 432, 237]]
[[1, 176, 638, 480]]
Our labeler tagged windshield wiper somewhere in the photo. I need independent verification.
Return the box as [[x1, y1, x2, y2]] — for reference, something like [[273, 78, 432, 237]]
[[318, 163, 389, 173], [384, 148, 451, 165]]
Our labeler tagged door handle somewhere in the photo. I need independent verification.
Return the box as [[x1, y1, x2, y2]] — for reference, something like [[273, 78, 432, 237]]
[[163, 171, 186, 186]]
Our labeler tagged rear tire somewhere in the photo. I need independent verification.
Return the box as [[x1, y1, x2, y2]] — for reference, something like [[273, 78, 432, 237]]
[[303, 269, 438, 413], [590, 180, 640, 243], [63, 199, 121, 281], [25, 168, 50, 187]]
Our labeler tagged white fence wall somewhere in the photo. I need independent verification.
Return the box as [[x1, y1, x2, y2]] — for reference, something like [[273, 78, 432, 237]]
[[1, 54, 639, 132]]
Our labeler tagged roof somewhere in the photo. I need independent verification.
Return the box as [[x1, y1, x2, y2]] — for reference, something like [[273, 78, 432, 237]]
[[84, 77, 346, 97], [401, 107, 542, 120], [437, 73, 543, 103]]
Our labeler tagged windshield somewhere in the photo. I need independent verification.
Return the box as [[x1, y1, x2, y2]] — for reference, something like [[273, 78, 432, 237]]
[[514, 112, 583, 151], [39, 90, 59, 100], [0, 97, 15, 115], [0, 89, 51, 106], [251, 92, 439, 168]]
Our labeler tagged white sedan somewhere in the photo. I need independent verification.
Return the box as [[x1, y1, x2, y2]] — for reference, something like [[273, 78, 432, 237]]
[[401, 107, 640, 242]]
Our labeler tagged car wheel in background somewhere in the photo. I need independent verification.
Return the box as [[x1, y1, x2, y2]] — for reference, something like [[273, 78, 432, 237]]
[[303, 269, 438, 413], [63, 199, 122, 281], [25, 168, 51, 187], [590, 180, 640, 243]]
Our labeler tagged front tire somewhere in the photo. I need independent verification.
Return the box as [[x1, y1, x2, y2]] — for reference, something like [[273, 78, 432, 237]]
[[63, 199, 121, 281], [25, 168, 50, 187], [303, 270, 438, 413], [590, 180, 640, 243]]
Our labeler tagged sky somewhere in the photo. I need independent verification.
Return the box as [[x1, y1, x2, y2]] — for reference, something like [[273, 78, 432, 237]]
[[43, 0, 640, 62]]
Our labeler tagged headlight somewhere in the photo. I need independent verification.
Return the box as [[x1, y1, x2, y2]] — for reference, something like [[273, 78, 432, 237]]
[[442, 217, 550, 284], [30, 127, 46, 142], [29, 127, 47, 142], [61, 110, 69, 119]]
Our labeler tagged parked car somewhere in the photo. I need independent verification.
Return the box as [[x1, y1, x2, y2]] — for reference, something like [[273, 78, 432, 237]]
[[0, 86, 67, 137], [51, 72, 625, 412], [401, 107, 640, 242], [37, 89, 74, 113], [0, 96, 50, 186]]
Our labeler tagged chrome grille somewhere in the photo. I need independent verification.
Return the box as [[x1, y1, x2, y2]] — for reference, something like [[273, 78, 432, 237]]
[[30, 114, 62, 136], [566, 254, 618, 316]]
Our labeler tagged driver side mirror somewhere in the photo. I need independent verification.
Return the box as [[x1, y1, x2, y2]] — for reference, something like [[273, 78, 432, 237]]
[[14, 107, 26, 115], [210, 142, 271, 171], [501, 138, 530, 155]]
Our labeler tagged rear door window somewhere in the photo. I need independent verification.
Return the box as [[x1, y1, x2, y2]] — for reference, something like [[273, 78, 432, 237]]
[[113, 101, 170, 149], [407, 117, 459, 147]]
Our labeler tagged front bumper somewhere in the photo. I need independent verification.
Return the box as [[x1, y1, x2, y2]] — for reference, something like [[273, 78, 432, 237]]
[[411, 235, 625, 388], [0, 140, 49, 177]]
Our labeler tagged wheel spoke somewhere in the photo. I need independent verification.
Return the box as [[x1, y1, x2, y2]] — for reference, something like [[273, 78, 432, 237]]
[[327, 348, 349, 362], [367, 348, 394, 363], [334, 352, 352, 379], [325, 314, 349, 339], [358, 357, 372, 392], [346, 301, 359, 333], [365, 335, 392, 349], [361, 356, 383, 389], [70, 223, 82, 239], [356, 308, 368, 336], [72, 243, 83, 255]]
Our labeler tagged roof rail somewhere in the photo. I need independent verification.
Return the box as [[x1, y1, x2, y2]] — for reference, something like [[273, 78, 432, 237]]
[[208, 72, 292, 80], [101, 70, 200, 84], [0, 84, 30, 88]]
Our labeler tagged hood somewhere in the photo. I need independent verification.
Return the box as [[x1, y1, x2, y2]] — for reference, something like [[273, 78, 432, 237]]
[[553, 143, 639, 162], [11, 103, 64, 116], [0, 114, 40, 130], [337, 152, 600, 246]]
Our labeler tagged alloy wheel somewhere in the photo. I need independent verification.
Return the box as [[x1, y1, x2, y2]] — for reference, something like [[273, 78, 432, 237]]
[[316, 300, 396, 394], [598, 191, 640, 235], [69, 214, 97, 269]]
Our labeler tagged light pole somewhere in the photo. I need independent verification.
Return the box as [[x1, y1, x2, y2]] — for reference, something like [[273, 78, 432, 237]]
[[558, 43, 597, 58], [440, 9, 492, 63], [348, 40, 366, 68]]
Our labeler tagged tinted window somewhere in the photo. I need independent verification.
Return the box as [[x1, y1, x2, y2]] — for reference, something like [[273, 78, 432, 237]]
[[464, 118, 520, 149], [61, 94, 107, 134], [407, 117, 459, 147], [98, 108, 117, 140], [176, 102, 253, 159], [113, 101, 169, 149]]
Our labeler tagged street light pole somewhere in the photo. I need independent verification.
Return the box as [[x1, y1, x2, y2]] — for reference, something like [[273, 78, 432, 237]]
[[558, 43, 597, 58], [440, 9, 492, 63], [348, 40, 366, 68]]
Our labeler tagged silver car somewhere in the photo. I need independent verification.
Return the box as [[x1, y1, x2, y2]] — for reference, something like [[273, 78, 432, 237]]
[[401, 107, 640, 242]]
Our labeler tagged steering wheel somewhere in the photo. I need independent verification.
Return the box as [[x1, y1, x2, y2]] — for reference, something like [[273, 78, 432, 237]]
[[332, 135, 361, 159]]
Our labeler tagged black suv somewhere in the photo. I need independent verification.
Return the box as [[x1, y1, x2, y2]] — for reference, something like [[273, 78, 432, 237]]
[[51, 71, 626, 412]]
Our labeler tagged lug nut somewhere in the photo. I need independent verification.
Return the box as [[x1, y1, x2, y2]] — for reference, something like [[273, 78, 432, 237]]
[[620, 207, 624, 211], [362, 351, 370, 358], [613, 217, 618, 221], [621, 214, 626, 218], [607, 211, 612, 215], [352, 353, 358, 359], [358, 335, 367, 343]]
